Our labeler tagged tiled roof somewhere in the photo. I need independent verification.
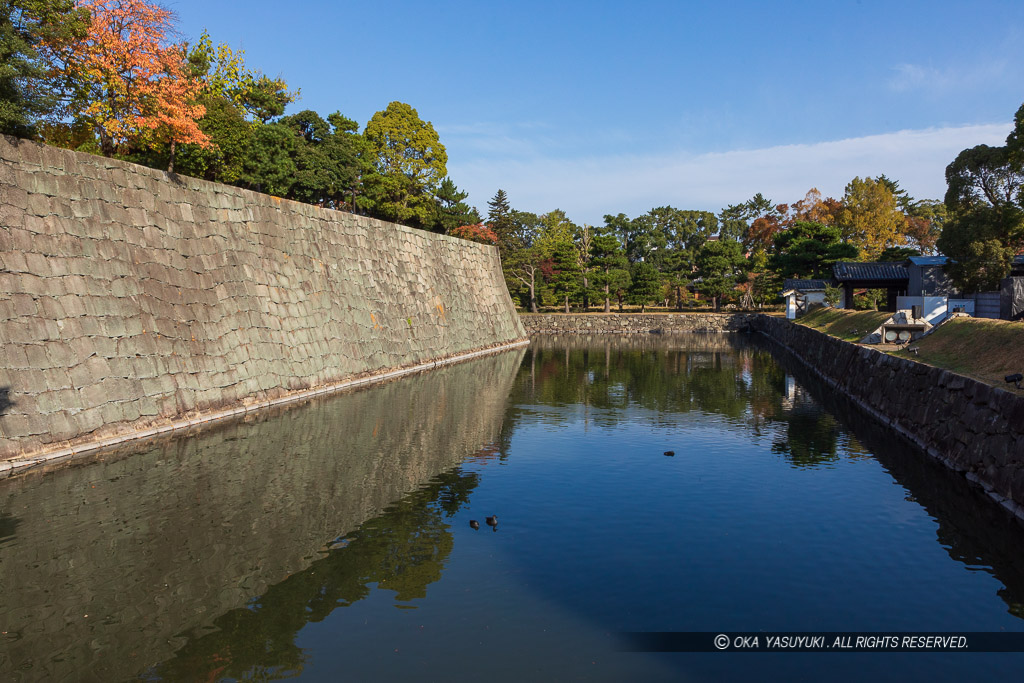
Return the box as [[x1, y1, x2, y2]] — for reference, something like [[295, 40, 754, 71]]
[[783, 278, 828, 291], [832, 261, 909, 282]]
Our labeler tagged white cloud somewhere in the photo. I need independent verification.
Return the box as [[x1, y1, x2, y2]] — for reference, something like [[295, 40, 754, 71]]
[[448, 123, 1012, 225], [888, 62, 1008, 93]]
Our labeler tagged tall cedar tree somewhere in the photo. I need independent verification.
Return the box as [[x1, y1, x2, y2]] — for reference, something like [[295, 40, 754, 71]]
[[487, 188, 517, 249]]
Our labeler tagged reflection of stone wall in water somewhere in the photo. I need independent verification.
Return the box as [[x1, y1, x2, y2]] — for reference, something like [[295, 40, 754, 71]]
[[754, 315, 1024, 515], [0, 348, 524, 683], [0, 135, 526, 462], [769, 345, 1024, 618]]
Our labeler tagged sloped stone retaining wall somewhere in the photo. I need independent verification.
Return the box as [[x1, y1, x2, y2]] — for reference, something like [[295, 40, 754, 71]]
[[753, 315, 1024, 516], [0, 135, 527, 469], [520, 312, 760, 334]]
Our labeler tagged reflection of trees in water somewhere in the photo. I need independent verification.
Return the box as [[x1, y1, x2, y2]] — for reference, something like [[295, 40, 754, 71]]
[[510, 336, 841, 468], [0, 511, 20, 547], [146, 466, 481, 682], [771, 397, 842, 468]]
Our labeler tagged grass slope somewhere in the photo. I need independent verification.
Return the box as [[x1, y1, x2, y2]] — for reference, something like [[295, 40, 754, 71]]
[[891, 317, 1024, 392], [795, 308, 891, 342]]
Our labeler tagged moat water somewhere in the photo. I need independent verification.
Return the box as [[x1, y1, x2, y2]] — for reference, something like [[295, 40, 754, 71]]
[[2, 335, 1023, 681]]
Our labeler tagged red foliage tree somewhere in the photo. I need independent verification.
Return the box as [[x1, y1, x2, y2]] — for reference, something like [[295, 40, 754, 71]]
[[450, 223, 498, 245], [53, 0, 208, 166]]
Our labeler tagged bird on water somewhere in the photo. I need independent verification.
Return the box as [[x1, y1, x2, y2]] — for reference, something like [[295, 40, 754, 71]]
[[486, 515, 498, 528], [469, 520, 480, 530]]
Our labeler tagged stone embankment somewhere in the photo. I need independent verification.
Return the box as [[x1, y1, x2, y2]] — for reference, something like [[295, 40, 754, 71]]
[[0, 135, 527, 470], [520, 312, 760, 335], [753, 315, 1024, 517]]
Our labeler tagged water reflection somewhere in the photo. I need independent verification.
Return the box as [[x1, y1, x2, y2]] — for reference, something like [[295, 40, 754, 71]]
[[516, 333, 843, 469], [766, 339, 1024, 618], [0, 349, 524, 682], [144, 465, 482, 681], [4, 335, 1024, 682]]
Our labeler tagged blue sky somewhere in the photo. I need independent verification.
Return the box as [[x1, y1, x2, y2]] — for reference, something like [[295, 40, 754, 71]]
[[167, 0, 1024, 224]]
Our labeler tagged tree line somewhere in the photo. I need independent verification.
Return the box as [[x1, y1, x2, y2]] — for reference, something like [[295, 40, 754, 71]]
[[488, 178, 950, 313], [0, 0, 478, 234], [2, 2, 1021, 309]]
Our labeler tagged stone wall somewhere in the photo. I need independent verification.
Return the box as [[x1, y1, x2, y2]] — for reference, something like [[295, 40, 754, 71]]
[[520, 312, 760, 335], [753, 315, 1024, 516], [0, 135, 527, 464]]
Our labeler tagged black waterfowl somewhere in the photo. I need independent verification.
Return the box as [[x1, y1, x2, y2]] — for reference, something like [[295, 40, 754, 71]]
[[469, 520, 480, 530], [664, 451, 675, 456], [485, 515, 498, 527]]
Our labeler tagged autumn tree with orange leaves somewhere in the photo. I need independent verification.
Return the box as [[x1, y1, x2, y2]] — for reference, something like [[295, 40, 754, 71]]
[[449, 223, 498, 244], [49, 0, 208, 168]]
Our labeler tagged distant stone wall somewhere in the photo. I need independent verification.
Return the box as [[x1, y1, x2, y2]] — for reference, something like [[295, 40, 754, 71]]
[[0, 135, 527, 464], [520, 313, 760, 335], [753, 315, 1024, 516]]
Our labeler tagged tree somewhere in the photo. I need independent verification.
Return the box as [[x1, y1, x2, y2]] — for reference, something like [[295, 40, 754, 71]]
[[835, 176, 908, 259], [449, 222, 497, 244], [487, 189, 514, 242], [362, 101, 447, 228], [601, 212, 636, 261], [769, 221, 859, 279], [575, 223, 594, 310], [658, 208, 715, 309], [239, 122, 296, 196], [431, 178, 478, 234], [720, 193, 787, 252], [49, 0, 209, 160], [938, 205, 1023, 291], [628, 261, 661, 313], [145, 29, 298, 182], [548, 237, 581, 313], [904, 199, 946, 255], [790, 188, 841, 226], [0, 0, 88, 137], [877, 246, 920, 262], [138, 44, 211, 172], [695, 238, 747, 311], [279, 109, 361, 208], [589, 227, 629, 312], [938, 102, 1024, 291], [945, 143, 1022, 209], [876, 174, 912, 212], [502, 209, 545, 313], [157, 93, 250, 182]]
